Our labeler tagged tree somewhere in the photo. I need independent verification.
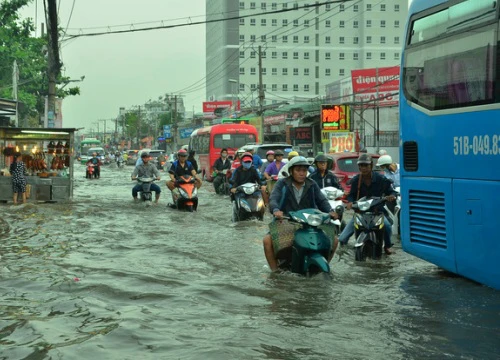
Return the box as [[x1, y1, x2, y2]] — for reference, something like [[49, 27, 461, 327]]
[[0, 0, 80, 126]]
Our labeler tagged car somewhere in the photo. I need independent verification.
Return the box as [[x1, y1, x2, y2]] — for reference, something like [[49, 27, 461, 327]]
[[149, 150, 166, 169], [327, 152, 382, 197], [126, 150, 139, 165], [238, 143, 294, 159]]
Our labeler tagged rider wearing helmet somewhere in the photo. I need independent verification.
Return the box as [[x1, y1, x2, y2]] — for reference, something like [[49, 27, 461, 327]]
[[166, 149, 202, 197], [262, 156, 340, 271], [212, 148, 231, 194], [337, 153, 397, 254], [309, 154, 343, 190], [231, 149, 245, 170], [230, 152, 268, 203], [86, 152, 101, 178], [260, 150, 275, 173], [263, 149, 285, 180], [131, 152, 162, 203], [376, 154, 400, 187]]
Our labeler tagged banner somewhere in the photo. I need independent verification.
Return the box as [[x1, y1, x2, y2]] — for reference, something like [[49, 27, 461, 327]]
[[351, 66, 400, 107], [203, 100, 240, 114], [328, 132, 355, 153]]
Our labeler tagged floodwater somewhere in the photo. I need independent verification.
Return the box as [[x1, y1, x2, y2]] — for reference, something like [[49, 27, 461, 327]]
[[1, 164, 499, 359]]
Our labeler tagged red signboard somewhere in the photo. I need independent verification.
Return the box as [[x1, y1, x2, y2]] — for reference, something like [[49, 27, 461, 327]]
[[291, 127, 312, 145], [351, 66, 400, 107], [203, 100, 240, 113]]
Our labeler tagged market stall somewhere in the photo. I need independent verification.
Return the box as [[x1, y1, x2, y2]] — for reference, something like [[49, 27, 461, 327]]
[[0, 127, 76, 202]]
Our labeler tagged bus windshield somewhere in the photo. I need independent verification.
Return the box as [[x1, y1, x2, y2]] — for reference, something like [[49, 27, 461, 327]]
[[213, 133, 256, 149]]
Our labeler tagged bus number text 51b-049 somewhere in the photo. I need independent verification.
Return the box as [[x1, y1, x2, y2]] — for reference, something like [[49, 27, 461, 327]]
[[453, 135, 500, 156]]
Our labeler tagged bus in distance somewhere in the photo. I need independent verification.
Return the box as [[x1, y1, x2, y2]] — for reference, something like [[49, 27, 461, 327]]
[[400, 0, 499, 289]]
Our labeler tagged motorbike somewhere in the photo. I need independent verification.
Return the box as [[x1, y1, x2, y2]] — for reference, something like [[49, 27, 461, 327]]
[[276, 208, 333, 276], [266, 174, 279, 196], [214, 169, 231, 195], [137, 177, 155, 205], [173, 175, 198, 212], [86, 163, 99, 179], [352, 196, 389, 261], [384, 186, 401, 236], [116, 158, 125, 168], [321, 187, 346, 233], [232, 182, 265, 222]]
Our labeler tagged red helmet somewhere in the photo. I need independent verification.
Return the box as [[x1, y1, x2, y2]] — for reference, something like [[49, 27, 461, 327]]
[[241, 152, 253, 162], [266, 150, 275, 156], [178, 149, 188, 156]]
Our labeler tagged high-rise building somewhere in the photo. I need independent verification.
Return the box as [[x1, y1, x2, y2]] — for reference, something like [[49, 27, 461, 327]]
[[206, 0, 408, 109]]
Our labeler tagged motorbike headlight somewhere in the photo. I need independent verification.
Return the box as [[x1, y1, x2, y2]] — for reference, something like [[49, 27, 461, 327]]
[[375, 216, 383, 227], [244, 186, 255, 195], [357, 200, 372, 212], [306, 214, 323, 227], [192, 188, 198, 197], [240, 199, 251, 212]]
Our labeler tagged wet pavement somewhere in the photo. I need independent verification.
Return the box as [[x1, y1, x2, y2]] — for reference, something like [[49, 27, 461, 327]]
[[1, 164, 499, 359]]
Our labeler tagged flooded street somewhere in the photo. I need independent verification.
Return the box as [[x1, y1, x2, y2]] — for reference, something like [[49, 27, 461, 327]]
[[1, 164, 499, 359]]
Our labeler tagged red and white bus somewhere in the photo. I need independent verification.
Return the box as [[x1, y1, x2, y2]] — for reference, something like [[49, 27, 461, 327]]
[[189, 124, 258, 181]]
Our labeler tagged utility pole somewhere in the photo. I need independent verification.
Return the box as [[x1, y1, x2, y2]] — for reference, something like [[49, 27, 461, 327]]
[[173, 95, 178, 151], [258, 45, 265, 143], [46, 0, 61, 128], [137, 106, 141, 149]]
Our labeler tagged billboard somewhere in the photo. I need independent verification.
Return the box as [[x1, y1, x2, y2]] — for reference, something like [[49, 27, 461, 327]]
[[202, 100, 240, 114], [351, 66, 400, 107], [321, 105, 350, 132]]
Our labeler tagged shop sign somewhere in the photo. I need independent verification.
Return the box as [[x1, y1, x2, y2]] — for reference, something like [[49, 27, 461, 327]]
[[321, 105, 350, 132], [202, 100, 240, 114], [264, 114, 286, 125], [291, 127, 312, 145], [329, 132, 355, 152], [163, 125, 171, 139], [351, 66, 400, 107]]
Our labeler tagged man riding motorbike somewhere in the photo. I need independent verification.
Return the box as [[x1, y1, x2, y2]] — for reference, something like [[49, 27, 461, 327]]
[[337, 153, 397, 254], [212, 148, 232, 194], [230, 152, 268, 204], [309, 154, 343, 190], [262, 156, 340, 272], [131, 152, 162, 203], [86, 152, 101, 178], [166, 149, 202, 203]]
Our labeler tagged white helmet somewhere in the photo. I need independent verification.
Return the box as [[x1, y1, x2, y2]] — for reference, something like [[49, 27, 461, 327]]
[[377, 154, 393, 167]]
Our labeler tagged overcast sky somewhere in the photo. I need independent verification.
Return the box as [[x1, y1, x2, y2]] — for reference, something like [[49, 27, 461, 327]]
[[19, 0, 413, 130]]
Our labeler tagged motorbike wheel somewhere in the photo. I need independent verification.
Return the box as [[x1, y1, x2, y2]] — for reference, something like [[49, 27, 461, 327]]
[[355, 244, 367, 261], [186, 205, 194, 212]]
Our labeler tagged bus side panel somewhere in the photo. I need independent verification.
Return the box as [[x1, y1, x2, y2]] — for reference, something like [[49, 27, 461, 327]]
[[198, 154, 210, 180], [401, 177, 456, 274], [453, 180, 500, 289]]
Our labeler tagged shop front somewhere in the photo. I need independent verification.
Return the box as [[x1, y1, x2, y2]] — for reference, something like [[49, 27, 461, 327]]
[[0, 127, 76, 202]]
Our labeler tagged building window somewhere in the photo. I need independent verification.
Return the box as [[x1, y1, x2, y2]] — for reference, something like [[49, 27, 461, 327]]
[[251, 84, 256, 91], [272, 2, 277, 10], [304, 52, 310, 59], [293, 36, 299, 43], [282, 19, 288, 26], [395, 4, 400, 11], [394, 21, 400, 28], [381, 20, 386, 28], [282, 3, 287, 9], [325, 52, 331, 60], [394, 36, 400, 44], [282, 36, 288, 43], [293, 68, 299, 76], [325, 20, 331, 27], [366, 4, 371, 11], [339, 36, 345, 44], [353, 37, 359, 44], [293, 84, 299, 92], [304, 3, 309, 11], [261, 2, 266, 10], [261, 51, 266, 58], [325, 3, 331, 11], [282, 52, 288, 59], [340, 20, 345, 28], [339, 69, 345, 76], [381, 4, 386, 11], [261, 35, 266, 42], [325, 36, 331, 44], [250, 35, 256, 42], [366, 36, 372, 44], [239, 51, 245, 58], [282, 68, 288, 75], [366, 52, 372, 60], [250, 2, 256, 9], [239, 67, 245, 75], [394, 52, 400, 61], [353, 4, 358, 12], [272, 19, 277, 26], [239, 35, 245, 42], [239, 18, 245, 25], [250, 19, 256, 26], [282, 84, 288, 91], [271, 35, 277, 42], [304, 36, 310, 43], [380, 36, 386, 44], [353, 53, 358, 60], [380, 52, 386, 60], [239, 84, 245, 92], [293, 19, 299, 27], [293, 3, 298, 9], [272, 68, 277, 75], [293, 52, 299, 59], [304, 68, 310, 75], [353, 20, 358, 28], [304, 20, 310, 27], [339, 4, 344, 12], [304, 84, 310, 92], [325, 69, 331, 76], [239, 1, 244, 9], [339, 53, 344, 60], [261, 19, 266, 26], [272, 84, 277, 91], [250, 67, 256, 75], [262, 68, 266, 75], [250, 51, 256, 58], [272, 51, 277, 59], [366, 20, 371, 28]]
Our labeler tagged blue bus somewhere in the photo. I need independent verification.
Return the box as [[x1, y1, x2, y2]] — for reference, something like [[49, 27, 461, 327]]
[[400, 0, 499, 289]]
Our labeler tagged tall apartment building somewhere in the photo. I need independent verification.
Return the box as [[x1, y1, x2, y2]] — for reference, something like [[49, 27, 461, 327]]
[[206, 0, 408, 109]]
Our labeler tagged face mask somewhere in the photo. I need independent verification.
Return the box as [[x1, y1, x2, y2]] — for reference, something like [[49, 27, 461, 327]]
[[242, 162, 252, 169], [221, 153, 227, 159]]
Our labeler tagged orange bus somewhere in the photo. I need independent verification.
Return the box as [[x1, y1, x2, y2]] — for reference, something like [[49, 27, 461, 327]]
[[189, 124, 258, 181]]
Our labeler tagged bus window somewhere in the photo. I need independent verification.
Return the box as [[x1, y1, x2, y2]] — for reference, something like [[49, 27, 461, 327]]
[[213, 134, 256, 149]]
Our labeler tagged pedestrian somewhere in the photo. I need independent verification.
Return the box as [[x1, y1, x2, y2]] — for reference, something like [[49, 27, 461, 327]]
[[10, 152, 27, 204]]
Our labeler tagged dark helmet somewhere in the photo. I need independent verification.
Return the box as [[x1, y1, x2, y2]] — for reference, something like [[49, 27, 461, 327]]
[[357, 153, 372, 165], [274, 149, 284, 156], [314, 154, 329, 163], [141, 152, 150, 158], [287, 156, 310, 171], [189, 149, 196, 156]]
